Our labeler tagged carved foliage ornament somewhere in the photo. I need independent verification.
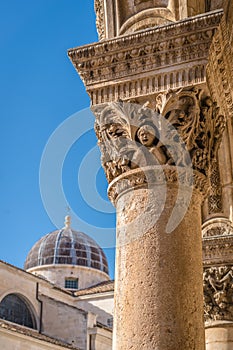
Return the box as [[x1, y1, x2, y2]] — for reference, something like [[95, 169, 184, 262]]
[[94, 88, 225, 185], [204, 266, 233, 322], [207, 18, 233, 118], [94, 0, 105, 40], [94, 100, 188, 184], [208, 158, 223, 214]]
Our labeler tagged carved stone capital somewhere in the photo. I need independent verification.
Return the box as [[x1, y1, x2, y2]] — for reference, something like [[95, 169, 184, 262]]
[[204, 266, 233, 323], [93, 89, 225, 203]]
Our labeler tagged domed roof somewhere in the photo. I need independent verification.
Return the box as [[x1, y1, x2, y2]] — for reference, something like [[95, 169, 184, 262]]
[[24, 217, 109, 275]]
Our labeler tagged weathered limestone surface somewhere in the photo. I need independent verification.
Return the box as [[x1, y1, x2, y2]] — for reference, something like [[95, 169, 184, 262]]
[[0, 261, 87, 350], [69, 11, 222, 107], [28, 265, 109, 291], [90, 91, 224, 349], [113, 180, 204, 349], [69, 1, 231, 349], [202, 2, 233, 348], [205, 322, 233, 350], [94, 0, 223, 40], [206, 0, 233, 223]]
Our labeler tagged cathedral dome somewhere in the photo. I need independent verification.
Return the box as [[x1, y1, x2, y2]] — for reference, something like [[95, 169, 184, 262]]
[[24, 219, 109, 274], [24, 216, 110, 289]]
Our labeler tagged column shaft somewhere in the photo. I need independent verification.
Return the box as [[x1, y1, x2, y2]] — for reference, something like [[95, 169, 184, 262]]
[[113, 182, 205, 350]]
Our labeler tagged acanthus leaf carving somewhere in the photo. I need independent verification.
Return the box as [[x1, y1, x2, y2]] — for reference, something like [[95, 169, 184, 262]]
[[94, 101, 174, 184], [93, 89, 225, 193]]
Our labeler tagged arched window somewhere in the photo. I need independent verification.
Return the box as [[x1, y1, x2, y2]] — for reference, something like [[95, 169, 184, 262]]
[[0, 294, 36, 329]]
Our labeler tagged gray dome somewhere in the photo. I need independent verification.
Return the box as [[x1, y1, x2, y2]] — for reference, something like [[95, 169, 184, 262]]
[[24, 227, 109, 275]]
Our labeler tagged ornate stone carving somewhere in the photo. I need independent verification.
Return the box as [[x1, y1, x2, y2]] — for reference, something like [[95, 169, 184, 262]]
[[94, 102, 169, 184], [68, 11, 222, 106], [202, 218, 233, 238], [94, 88, 225, 194], [207, 15, 233, 119], [76, 24, 214, 84], [157, 88, 226, 176], [108, 166, 207, 204], [92, 89, 226, 206], [94, 0, 105, 40], [202, 217, 233, 266], [208, 158, 223, 214], [204, 266, 233, 322]]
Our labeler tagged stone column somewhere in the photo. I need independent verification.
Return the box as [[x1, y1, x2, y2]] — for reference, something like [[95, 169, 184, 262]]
[[68, 8, 223, 350], [111, 169, 205, 350], [203, 4, 233, 347], [92, 88, 225, 349]]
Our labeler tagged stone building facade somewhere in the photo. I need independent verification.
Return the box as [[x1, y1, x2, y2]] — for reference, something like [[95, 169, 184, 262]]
[[1, 1, 233, 349], [0, 218, 114, 350], [68, 0, 233, 349]]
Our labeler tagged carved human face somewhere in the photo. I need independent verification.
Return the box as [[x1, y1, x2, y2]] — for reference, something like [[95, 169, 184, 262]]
[[137, 126, 156, 147]]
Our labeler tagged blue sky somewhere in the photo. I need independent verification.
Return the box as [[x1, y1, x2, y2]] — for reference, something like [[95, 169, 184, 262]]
[[0, 0, 116, 279]]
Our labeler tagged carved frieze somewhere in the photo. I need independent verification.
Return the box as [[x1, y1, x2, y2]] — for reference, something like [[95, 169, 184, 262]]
[[204, 266, 233, 322], [68, 11, 222, 106], [202, 217, 233, 265], [203, 218, 233, 238]]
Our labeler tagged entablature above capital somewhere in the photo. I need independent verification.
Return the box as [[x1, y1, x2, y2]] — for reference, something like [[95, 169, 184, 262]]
[[68, 11, 222, 106]]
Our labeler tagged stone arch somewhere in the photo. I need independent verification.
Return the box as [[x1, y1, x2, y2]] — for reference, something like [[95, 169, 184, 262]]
[[0, 293, 37, 329]]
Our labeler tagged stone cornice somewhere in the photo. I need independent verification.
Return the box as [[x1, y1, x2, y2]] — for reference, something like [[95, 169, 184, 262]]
[[203, 235, 233, 266], [68, 10, 223, 105]]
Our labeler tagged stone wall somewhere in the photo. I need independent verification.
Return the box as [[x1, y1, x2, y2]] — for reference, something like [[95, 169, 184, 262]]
[[0, 321, 76, 350], [0, 262, 87, 349], [28, 264, 110, 290]]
